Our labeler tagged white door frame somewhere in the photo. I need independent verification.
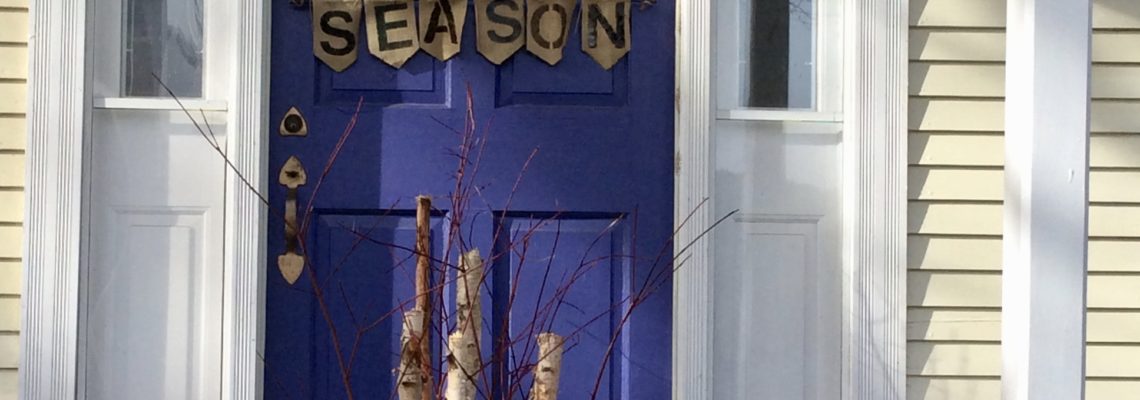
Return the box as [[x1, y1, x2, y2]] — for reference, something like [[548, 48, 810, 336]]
[[21, 0, 905, 399], [672, 0, 909, 399], [21, 0, 269, 399]]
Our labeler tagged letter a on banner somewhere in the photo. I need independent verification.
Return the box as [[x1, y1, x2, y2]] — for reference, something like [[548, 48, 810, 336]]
[[475, 0, 525, 65], [526, 0, 575, 65], [581, 0, 630, 69], [365, 0, 419, 68], [419, 0, 467, 61], [312, 0, 363, 72]]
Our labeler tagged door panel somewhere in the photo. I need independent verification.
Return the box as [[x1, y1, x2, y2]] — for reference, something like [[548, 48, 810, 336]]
[[266, 2, 674, 399]]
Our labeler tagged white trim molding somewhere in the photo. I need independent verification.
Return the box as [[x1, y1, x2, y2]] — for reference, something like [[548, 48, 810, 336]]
[[221, 0, 271, 399], [1002, 0, 1091, 398], [673, 0, 909, 398], [21, 0, 271, 398], [840, 0, 909, 398], [21, 0, 89, 397], [672, 0, 715, 398]]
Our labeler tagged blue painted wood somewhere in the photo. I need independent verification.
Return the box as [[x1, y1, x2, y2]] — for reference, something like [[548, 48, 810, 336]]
[[267, 2, 674, 399]]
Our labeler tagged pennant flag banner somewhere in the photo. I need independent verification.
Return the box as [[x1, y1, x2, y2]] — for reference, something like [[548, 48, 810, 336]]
[[312, 0, 363, 72], [311, 0, 632, 71], [475, 0, 526, 65], [364, 0, 419, 68]]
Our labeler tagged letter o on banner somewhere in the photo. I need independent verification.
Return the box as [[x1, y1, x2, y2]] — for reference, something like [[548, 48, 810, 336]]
[[476, 0, 526, 65], [581, 0, 630, 70], [526, 0, 576, 65], [312, 0, 363, 72]]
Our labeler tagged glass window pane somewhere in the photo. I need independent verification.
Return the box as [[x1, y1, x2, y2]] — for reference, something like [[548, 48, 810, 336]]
[[743, 0, 815, 109], [122, 0, 204, 97]]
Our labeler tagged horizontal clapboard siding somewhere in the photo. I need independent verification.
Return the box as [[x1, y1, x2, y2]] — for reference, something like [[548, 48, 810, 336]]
[[0, 7, 24, 398], [908, 0, 1140, 398]]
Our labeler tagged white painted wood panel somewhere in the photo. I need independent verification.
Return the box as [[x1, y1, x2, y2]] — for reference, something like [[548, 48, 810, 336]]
[[712, 122, 843, 400], [910, 236, 1140, 272], [911, 0, 1140, 29], [0, 261, 17, 295], [84, 110, 227, 400], [0, 46, 25, 80], [0, 117, 25, 151]]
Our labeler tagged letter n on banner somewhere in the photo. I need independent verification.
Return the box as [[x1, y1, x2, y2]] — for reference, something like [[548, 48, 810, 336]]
[[475, 0, 525, 65], [419, 0, 467, 61], [582, 0, 630, 70], [365, 0, 419, 68], [526, 0, 575, 65], [312, 0, 363, 72]]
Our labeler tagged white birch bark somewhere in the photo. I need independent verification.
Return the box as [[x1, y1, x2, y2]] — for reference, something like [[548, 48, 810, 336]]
[[530, 333, 564, 400], [445, 331, 479, 400], [457, 249, 484, 336], [397, 308, 426, 400]]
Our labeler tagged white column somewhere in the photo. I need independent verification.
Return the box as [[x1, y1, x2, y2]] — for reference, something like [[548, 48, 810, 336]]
[[1002, 0, 1091, 399]]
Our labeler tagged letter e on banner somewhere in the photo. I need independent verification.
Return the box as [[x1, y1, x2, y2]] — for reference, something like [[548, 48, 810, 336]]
[[581, 0, 630, 69], [365, 0, 419, 68], [312, 0, 363, 72], [475, 0, 525, 65], [419, 0, 467, 61], [526, 0, 575, 65]]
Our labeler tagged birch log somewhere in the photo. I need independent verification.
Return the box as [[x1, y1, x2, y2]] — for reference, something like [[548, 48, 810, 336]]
[[445, 249, 485, 400], [445, 331, 479, 400], [457, 249, 484, 336], [530, 333, 564, 400], [414, 195, 434, 400], [398, 308, 427, 400]]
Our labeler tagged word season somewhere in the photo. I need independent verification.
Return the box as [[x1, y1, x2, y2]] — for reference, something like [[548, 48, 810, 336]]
[[312, 0, 632, 71]]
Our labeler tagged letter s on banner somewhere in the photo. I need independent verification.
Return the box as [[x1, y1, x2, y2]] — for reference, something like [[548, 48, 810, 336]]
[[581, 0, 630, 70], [526, 0, 576, 65], [365, 0, 419, 68], [475, 0, 526, 65], [312, 0, 363, 72]]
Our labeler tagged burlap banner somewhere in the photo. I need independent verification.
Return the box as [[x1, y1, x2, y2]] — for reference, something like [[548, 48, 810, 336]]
[[313, 0, 632, 69], [475, 0, 526, 65], [364, 0, 419, 68], [525, 0, 576, 65], [312, 0, 363, 72], [420, 0, 468, 61], [581, 0, 630, 70]]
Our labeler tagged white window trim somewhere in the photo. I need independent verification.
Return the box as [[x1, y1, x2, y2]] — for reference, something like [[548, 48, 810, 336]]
[[673, 0, 908, 399], [21, 0, 268, 399]]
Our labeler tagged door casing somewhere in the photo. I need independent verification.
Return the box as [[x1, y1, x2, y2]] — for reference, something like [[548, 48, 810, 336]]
[[20, 1, 909, 399]]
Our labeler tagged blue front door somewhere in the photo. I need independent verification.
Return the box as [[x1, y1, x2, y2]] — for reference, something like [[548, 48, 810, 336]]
[[266, 2, 674, 399]]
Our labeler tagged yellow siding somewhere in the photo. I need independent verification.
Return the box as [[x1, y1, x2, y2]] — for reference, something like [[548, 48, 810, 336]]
[[908, 0, 1140, 398], [0, 4, 25, 400]]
